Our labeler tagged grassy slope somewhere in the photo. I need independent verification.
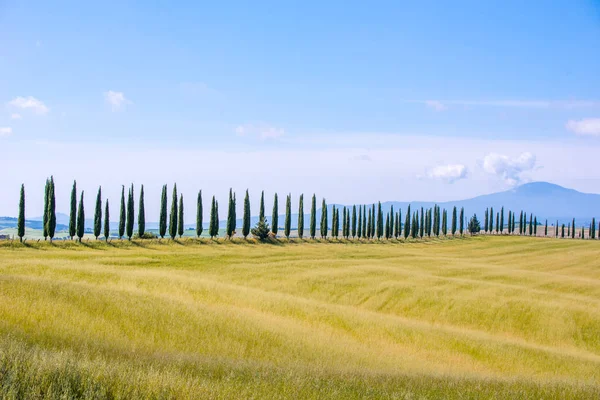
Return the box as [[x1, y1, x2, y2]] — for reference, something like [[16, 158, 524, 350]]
[[0, 236, 599, 399]]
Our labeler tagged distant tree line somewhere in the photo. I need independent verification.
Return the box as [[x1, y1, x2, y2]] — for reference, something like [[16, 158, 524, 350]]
[[12, 179, 600, 243]]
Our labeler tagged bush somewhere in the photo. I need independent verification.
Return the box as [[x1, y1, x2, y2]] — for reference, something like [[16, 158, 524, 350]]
[[251, 218, 271, 241], [134, 232, 157, 239]]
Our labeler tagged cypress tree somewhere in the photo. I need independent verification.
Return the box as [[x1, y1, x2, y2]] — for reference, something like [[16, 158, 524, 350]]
[[568, 222, 571, 238], [126, 184, 134, 240], [298, 194, 304, 239], [76, 191, 85, 242], [371, 204, 376, 239], [556, 220, 558, 238], [452, 206, 457, 235], [209, 196, 217, 238], [43, 179, 49, 240], [352, 205, 357, 238], [389, 205, 394, 239], [94, 186, 102, 240], [412, 211, 418, 239], [500, 207, 504, 234], [489, 207, 494, 233], [358, 205, 363, 239], [495, 213, 499, 234], [346, 208, 350, 239], [519, 211, 523, 235], [507, 211, 511, 234], [159, 185, 167, 239], [376, 202, 383, 239], [227, 189, 235, 238], [512, 212, 516, 234], [591, 218, 596, 239], [581, 225, 585, 239], [178, 195, 184, 238], [404, 205, 411, 239], [119, 186, 126, 239], [138, 185, 145, 237], [18, 184, 25, 242], [367, 208, 372, 239], [47, 177, 56, 241], [419, 207, 424, 238], [528, 213, 532, 236], [272, 193, 279, 236], [310, 194, 316, 239], [561, 224, 565, 238], [197, 190, 204, 238], [169, 184, 178, 239], [533, 216, 537, 236], [259, 191, 265, 221], [459, 207, 464, 235], [545, 219, 548, 237], [442, 209, 447, 236], [385, 213, 390, 239], [104, 200, 110, 241], [342, 207, 348, 238], [284, 194, 291, 239], [69, 180, 77, 239], [242, 190, 250, 239], [484, 208, 489, 233], [320, 199, 328, 238], [362, 205, 367, 239], [396, 212, 400, 239], [571, 218, 575, 239], [332, 206, 338, 238]]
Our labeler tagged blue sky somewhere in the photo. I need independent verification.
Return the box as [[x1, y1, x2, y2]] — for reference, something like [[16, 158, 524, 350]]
[[1, 1, 600, 220]]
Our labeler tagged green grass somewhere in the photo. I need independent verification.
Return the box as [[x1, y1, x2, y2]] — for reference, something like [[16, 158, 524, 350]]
[[1, 236, 599, 399]]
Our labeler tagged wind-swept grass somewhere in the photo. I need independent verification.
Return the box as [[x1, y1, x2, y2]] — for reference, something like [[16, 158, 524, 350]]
[[1, 236, 599, 398]]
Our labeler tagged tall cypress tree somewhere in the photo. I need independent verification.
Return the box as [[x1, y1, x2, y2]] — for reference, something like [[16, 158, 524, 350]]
[[529, 213, 533, 236], [169, 184, 178, 240], [126, 184, 134, 240], [367, 208, 372, 239], [284, 194, 291, 239], [371, 204, 376, 239], [385, 213, 390, 239], [518, 211, 523, 235], [389, 205, 394, 239], [495, 212, 499, 234], [259, 191, 265, 221], [404, 205, 411, 239], [544, 219, 548, 237], [459, 207, 464, 235], [442, 209, 447, 236], [242, 190, 250, 239], [568, 222, 571, 238], [47, 176, 56, 241], [489, 207, 494, 233], [591, 218, 596, 239], [178, 195, 184, 238], [581, 225, 585, 239], [507, 211, 512, 234], [94, 186, 102, 240], [104, 200, 110, 241], [419, 207, 424, 238], [43, 179, 49, 240], [362, 205, 367, 239], [320, 199, 328, 238], [119, 186, 126, 239], [159, 185, 167, 239], [357, 205, 362, 239], [310, 194, 316, 239], [376, 202, 383, 239], [342, 207, 347, 238], [533, 216, 537, 236], [196, 190, 204, 238], [500, 207, 504, 234], [395, 212, 400, 239], [76, 191, 85, 242], [332, 206, 338, 238], [298, 194, 304, 239], [571, 218, 575, 239], [69, 180, 77, 239], [271, 193, 279, 236], [138, 185, 145, 237], [484, 208, 489, 233], [209, 196, 217, 238], [452, 206, 457, 235], [227, 189, 235, 238], [346, 208, 350, 239], [352, 205, 357, 238], [18, 184, 25, 242]]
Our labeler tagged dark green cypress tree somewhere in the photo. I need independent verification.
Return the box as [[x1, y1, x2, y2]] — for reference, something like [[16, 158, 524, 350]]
[[227, 189, 235, 238], [104, 200, 110, 241], [395, 212, 400, 239], [519, 211, 523, 235], [332, 206, 338, 238], [571, 218, 575, 239], [298, 194, 304, 239], [419, 207, 424, 238], [352, 205, 357, 238], [178, 195, 184, 238], [507, 211, 511, 234], [545, 219, 548, 237], [556, 220, 558, 238], [242, 190, 250, 239], [94, 186, 102, 240], [76, 191, 85, 242], [284, 194, 291, 239], [591, 218, 596, 239], [119, 186, 126, 239], [18, 184, 25, 242], [367, 208, 372, 239], [385, 213, 390, 239], [371, 204, 376, 239], [442, 209, 447, 236], [376, 202, 383, 239], [495, 212, 499, 234], [196, 190, 203, 237], [357, 205, 362, 239], [561, 224, 565, 238], [310, 194, 316, 239], [342, 207, 347, 238], [346, 208, 350, 239], [138, 185, 145, 237], [568, 222, 571, 238], [404, 205, 411, 239], [209, 196, 217, 238], [389, 205, 394, 239], [47, 177, 56, 241], [533, 216, 537, 236], [169, 184, 178, 240], [412, 212, 418, 239], [451, 206, 457, 235], [126, 184, 134, 240], [43, 179, 49, 240], [271, 193, 278, 236], [459, 207, 464, 235], [69, 180, 77, 239], [500, 207, 504, 234], [362, 205, 367, 239], [529, 213, 533, 236], [489, 207, 494, 233], [259, 191, 265, 221], [320, 198, 327, 238], [484, 208, 488, 233], [159, 185, 167, 239]]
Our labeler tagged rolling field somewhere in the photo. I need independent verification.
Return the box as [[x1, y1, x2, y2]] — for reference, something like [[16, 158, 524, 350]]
[[1, 236, 599, 399]]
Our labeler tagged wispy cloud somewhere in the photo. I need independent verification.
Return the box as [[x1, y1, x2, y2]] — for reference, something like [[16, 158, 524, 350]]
[[481, 152, 536, 186], [566, 118, 600, 136], [235, 123, 285, 140], [426, 164, 467, 183], [409, 99, 600, 110], [104, 90, 131, 111], [8, 96, 49, 115], [0, 127, 13, 137], [10, 113, 22, 120]]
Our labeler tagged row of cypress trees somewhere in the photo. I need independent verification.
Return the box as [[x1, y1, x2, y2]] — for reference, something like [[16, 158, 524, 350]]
[[13, 180, 600, 242]]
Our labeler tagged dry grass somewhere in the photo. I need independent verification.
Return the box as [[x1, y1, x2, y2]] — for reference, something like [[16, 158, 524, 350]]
[[1, 236, 599, 399]]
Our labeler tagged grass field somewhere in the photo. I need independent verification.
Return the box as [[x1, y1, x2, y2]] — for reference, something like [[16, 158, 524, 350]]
[[1, 236, 599, 399]]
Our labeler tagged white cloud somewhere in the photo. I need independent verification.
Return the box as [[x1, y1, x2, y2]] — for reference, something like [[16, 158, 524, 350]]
[[0, 127, 13, 137], [8, 96, 49, 115], [425, 100, 447, 111], [235, 123, 285, 140], [104, 90, 130, 111], [10, 113, 22, 120], [566, 118, 600, 136], [426, 164, 467, 183], [482, 152, 536, 186]]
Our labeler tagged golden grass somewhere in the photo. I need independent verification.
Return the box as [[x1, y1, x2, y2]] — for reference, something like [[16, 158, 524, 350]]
[[1, 236, 599, 399]]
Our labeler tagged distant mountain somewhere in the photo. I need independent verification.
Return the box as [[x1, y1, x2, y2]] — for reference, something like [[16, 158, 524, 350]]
[[0, 216, 69, 231]]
